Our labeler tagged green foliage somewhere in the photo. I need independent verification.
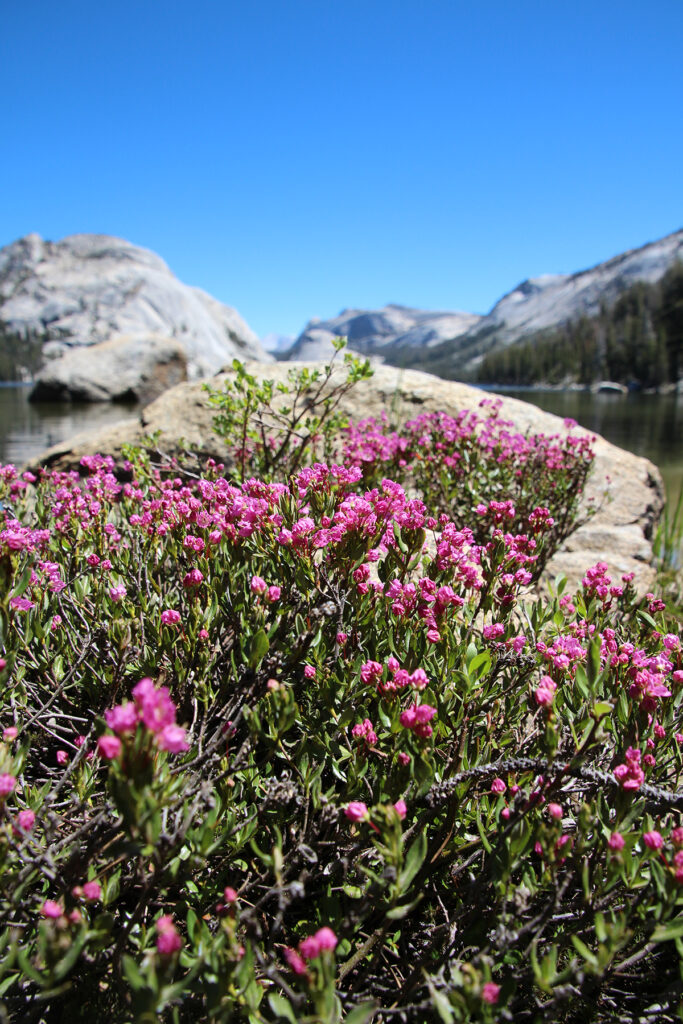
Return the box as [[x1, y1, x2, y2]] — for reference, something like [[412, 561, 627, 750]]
[[0, 376, 681, 1022], [203, 339, 373, 481], [477, 262, 683, 388]]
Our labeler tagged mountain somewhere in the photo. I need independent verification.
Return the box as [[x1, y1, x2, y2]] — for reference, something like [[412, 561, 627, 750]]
[[412, 228, 683, 378], [0, 233, 270, 385], [286, 304, 482, 362], [261, 332, 295, 355], [284, 229, 683, 379]]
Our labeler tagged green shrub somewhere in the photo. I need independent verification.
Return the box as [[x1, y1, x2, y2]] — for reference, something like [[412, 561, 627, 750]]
[[0, 357, 681, 1022]]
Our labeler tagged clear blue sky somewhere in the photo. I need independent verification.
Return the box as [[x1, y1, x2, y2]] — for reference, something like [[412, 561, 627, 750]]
[[2, 1, 682, 340]]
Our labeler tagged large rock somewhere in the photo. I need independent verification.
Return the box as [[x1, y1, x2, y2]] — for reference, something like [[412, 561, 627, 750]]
[[29, 361, 664, 595], [29, 333, 188, 404], [0, 233, 270, 386]]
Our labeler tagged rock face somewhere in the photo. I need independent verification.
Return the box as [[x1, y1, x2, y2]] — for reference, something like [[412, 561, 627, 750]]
[[287, 305, 482, 362], [286, 229, 683, 377], [29, 333, 188, 404], [0, 233, 270, 391], [30, 361, 664, 596]]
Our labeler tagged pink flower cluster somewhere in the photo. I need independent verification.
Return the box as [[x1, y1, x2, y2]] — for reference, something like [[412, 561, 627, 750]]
[[351, 718, 378, 747], [98, 677, 190, 759], [284, 926, 338, 974], [360, 657, 430, 695], [399, 703, 437, 739], [614, 747, 645, 791]]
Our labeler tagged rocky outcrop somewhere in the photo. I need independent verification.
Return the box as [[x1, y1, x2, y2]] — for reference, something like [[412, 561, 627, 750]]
[[0, 233, 270, 390], [29, 361, 664, 597], [29, 333, 187, 404]]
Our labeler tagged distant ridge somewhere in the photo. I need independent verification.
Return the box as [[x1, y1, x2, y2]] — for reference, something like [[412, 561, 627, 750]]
[[284, 229, 683, 378]]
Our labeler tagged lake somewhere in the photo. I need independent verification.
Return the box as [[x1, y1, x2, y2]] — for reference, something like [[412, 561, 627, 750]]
[[0, 382, 681, 504], [0, 384, 139, 467]]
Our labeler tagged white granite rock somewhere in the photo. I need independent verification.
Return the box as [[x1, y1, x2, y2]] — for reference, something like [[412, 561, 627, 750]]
[[0, 233, 270, 385], [29, 333, 187, 404]]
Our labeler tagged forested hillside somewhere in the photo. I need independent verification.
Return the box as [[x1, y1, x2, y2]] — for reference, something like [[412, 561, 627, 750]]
[[477, 262, 683, 388], [0, 323, 45, 381]]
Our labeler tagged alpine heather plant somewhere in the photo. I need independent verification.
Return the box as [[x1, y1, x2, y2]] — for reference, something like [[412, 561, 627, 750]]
[[0, 366, 682, 1022]]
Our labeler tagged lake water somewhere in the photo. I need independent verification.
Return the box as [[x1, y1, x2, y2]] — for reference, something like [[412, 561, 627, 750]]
[[0, 382, 681, 504], [487, 388, 683, 503], [0, 384, 139, 467]]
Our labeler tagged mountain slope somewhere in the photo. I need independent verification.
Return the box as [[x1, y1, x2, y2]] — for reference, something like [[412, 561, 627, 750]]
[[403, 228, 683, 378], [287, 304, 481, 362], [0, 233, 269, 380], [285, 229, 683, 380]]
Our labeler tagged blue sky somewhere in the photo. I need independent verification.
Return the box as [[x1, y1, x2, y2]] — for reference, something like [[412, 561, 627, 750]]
[[2, 1, 682, 340]]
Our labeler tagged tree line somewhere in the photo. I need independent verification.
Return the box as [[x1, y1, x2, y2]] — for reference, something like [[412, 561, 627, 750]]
[[477, 262, 683, 388], [0, 322, 46, 382]]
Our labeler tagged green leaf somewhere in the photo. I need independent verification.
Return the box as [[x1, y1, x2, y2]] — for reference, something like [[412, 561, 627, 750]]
[[386, 894, 423, 919], [122, 954, 148, 992], [587, 636, 601, 688], [268, 992, 298, 1023], [343, 1002, 378, 1024], [652, 916, 683, 942], [247, 629, 269, 670], [570, 934, 598, 970], [399, 830, 427, 891]]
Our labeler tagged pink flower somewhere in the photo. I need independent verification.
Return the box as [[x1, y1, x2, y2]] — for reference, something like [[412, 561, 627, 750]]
[[250, 575, 267, 595], [132, 679, 178, 734], [345, 801, 368, 822], [97, 735, 122, 760], [299, 927, 338, 960], [56, 750, 68, 765], [3, 726, 18, 741], [157, 724, 190, 753], [108, 584, 127, 602], [14, 809, 35, 834], [313, 926, 338, 952], [161, 609, 181, 626], [267, 585, 281, 603], [608, 832, 625, 851], [0, 773, 16, 797], [223, 886, 238, 904], [482, 982, 500, 1004], [393, 799, 407, 820], [82, 881, 102, 902], [41, 900, 63, 919], [643, 830, 663, 850], [284, 947, 307, 975], [105, 702, 139, 734], [491, 778, 506, 795], [397, 751, 411, 766], [534, 676, 557, 706], [303, 665, 316, 679], [156, 915, 182, 955], [547, 803, 563, 820], [299, 934, 321, 959], [183, 568, 204, 588]]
